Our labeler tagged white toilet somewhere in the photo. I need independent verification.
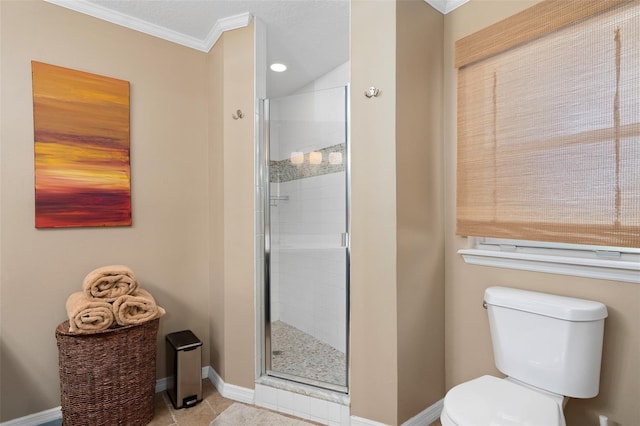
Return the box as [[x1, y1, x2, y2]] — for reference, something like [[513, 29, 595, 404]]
[[441, 286, 608, 426]]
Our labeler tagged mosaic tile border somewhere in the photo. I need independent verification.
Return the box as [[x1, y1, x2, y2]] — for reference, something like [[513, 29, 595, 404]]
[[270, 143, 345, 183]]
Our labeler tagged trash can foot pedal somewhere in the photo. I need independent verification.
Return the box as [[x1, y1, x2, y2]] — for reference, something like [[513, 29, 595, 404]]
[[183, 395, 200, 407]]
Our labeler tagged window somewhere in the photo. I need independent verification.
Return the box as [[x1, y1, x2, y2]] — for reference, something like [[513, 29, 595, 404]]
[[455, 0, 639, 282], [459, 237, 639, 283]]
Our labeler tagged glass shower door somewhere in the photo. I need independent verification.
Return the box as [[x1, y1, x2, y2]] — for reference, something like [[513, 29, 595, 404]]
[[264, 85, 349, 392]]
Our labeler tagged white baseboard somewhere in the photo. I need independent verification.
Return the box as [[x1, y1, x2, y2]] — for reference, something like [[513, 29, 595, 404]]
[[351, 399, 442, 426], [207, 366, 255, 404], [1, 365, 441, 426], [0, 406, 62, 426], [350, 416, 389, 426], [156, 375, 170, 393], [401, 399, 443, 426], [1, 367, 211, 426]]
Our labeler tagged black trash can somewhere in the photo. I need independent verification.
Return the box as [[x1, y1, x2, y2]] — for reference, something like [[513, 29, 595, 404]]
[[166, 330, 203, 409]]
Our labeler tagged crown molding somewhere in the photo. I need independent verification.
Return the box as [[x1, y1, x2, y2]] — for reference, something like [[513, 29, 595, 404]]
[[203, 13, 253, 52], [424, 0, 470, 14], [444, 0, 471, 13], [43, 0, 251, 52], [424, 0, 447, 13], [44, 0, 464, 52]]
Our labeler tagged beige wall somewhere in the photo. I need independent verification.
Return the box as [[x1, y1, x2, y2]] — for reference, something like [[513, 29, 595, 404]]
[[206, 18, 256, 392], [0, 1, 211, 420], [444, 2, 640, 425], [220, 24, 257, 389], [350, 0, 445, 424], [1, 1, 258, 421], [396, 0, 444, 423], [350, 1, 398, 422], [207, 26, 226, 379]]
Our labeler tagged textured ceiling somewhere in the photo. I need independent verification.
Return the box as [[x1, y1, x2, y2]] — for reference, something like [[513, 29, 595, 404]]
[[44, 0, 468, 97]]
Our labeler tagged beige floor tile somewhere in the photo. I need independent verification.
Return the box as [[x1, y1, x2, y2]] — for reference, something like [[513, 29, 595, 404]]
[[202, 381, 233, 415], [148, 392, 176, 426], [147, 379, 321, 425], [170, 401, 217, 426]]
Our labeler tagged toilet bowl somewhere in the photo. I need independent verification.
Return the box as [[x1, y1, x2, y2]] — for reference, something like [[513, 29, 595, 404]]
[[440, 287, 607, 426], [440, 375, 566, 426]]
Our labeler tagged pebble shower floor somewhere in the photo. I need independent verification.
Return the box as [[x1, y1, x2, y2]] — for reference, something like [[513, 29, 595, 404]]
[[271, 321, 347, 387]]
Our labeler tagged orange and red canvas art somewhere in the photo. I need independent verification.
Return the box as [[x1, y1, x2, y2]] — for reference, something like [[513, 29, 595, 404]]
[[32, 61, 131, 228]]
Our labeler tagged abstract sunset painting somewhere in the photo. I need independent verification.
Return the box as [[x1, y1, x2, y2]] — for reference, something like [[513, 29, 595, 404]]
[[32, 61, 131, 228]]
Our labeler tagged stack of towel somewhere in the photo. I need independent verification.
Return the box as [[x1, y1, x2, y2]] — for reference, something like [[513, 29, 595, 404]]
[[65, 265, 166, 334]]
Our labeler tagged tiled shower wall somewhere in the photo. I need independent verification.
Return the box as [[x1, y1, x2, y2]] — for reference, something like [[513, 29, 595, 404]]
[[269, 82, 348, 353], [270, 172, 347, 352]]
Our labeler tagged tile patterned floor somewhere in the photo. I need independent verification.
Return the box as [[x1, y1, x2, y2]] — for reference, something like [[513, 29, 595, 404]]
[[271, 321, 347, 387], [41, 381, 263, 426], [46, 380, 443, 426], [149, 380, 320, 426], [148, 380, 235, 425]]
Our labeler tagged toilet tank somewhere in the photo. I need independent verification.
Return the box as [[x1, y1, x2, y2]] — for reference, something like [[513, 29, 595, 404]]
[[484, 286, 608, 398]]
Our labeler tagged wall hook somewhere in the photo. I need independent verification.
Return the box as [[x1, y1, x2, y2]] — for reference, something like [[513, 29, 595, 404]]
[[232, 109, 244, 120], [365, 86, 380, 98]]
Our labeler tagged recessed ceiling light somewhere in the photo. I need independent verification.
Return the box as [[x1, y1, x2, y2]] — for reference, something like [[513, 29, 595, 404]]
[[270, 63, 287, 72]]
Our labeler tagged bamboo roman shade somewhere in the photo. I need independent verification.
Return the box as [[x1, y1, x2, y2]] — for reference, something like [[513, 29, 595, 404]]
[[456, 0, 640, 249]]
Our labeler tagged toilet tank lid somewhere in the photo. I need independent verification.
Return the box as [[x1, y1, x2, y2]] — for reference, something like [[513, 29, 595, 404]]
[[485, 286, 608, 321]]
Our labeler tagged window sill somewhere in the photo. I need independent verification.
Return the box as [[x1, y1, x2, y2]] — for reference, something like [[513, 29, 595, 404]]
[[458, 248, 640, 284]]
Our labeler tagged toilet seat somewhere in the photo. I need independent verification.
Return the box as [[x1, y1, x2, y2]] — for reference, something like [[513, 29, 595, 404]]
[[441, 375, 565, 426]]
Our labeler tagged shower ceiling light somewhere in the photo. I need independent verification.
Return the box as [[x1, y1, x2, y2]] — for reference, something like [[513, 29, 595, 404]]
[[309, 151, 322, 164], [290, 152, 304, 164], [270, 63, 287, 72]]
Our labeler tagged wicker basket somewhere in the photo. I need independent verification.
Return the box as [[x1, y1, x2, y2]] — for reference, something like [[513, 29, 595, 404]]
[[56, 319, 159, 426]]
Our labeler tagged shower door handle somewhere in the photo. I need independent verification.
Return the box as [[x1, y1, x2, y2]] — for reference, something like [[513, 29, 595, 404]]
[[341, 233, 349, 247]]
